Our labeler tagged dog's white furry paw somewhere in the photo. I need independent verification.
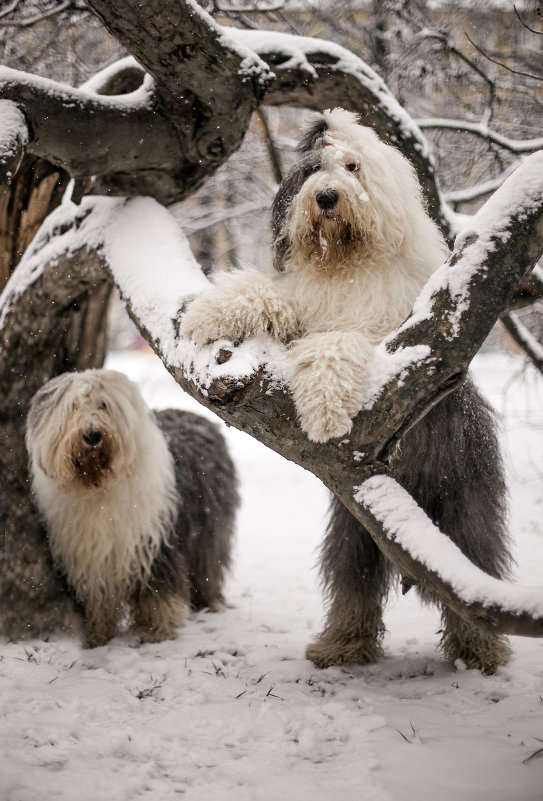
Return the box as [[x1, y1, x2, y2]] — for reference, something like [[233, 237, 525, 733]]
[[179, 270, 298, 345], [298, 401, 354, 443], [289, 331, 371, 443], [180, 293, 240, 345]]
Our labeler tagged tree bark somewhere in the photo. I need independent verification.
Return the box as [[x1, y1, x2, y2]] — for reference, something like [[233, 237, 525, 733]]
[[0, 154, 69, 288]]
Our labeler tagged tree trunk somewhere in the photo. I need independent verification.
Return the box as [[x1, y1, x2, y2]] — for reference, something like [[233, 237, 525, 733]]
[[0, 155, 69, 288], [0, 242, 113, 639]]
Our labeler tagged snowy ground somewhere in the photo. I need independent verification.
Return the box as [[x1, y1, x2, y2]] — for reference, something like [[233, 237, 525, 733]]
[[1, 350, 542, 801]]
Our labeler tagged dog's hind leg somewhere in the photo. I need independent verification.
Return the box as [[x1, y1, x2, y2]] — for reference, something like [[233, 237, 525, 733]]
[[396, 380, 513, 673], [306, 496, 392, 668]]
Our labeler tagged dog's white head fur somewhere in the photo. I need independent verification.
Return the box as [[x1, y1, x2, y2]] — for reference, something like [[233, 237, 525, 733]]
[[278, 108, 446, 277], [26, 369, 146, 491]]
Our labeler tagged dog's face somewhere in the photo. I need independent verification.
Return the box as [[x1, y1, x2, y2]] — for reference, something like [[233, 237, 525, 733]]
[[26, 370, 145, 491], [272, 108, 421, 273]]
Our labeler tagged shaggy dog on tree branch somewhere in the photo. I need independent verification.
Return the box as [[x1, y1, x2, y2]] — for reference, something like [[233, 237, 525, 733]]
[[26, 369, 238, 649], [181, 108, 512, 674]]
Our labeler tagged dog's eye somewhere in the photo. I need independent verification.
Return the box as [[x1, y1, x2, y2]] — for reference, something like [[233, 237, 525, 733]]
[[345, 163, 359, 172], [98, 401, 107, 411]]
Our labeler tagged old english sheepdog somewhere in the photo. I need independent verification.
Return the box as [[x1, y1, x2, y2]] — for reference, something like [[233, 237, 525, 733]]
[[181, 108, 512, 673], [26, 369, 238, 649]]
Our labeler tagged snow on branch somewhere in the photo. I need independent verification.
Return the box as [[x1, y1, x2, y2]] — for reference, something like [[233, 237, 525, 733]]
[[0, 65, 179, 193], [0, 99, 29, 180], [357, 476, 543, 637]]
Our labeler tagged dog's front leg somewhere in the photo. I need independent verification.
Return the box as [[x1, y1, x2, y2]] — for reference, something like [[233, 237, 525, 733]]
[[180, 270, 298, 345], [83, 600, 119, 648], [288, 331, 373, 443]]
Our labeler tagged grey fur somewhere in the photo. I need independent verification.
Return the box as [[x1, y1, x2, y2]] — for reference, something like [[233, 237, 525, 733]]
[[306, 379, 513, 673], [153, 408, 238, 611], [272, 149, 323, 271]]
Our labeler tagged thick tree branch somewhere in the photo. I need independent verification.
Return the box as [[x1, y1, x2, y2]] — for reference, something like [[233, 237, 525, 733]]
[[0, 66, 190, 203], [2, 6, 449, 232], [355, 476, 543, 638]]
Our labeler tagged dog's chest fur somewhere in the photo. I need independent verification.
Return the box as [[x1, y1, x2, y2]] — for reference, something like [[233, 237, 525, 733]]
[[279, 258, 427, 341]]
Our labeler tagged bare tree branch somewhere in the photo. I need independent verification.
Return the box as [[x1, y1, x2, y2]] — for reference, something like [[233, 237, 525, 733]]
[[501, 312, 543, 375], [0, 0, 73, 28], [0, 0, 24, 21], [465, 32, 543, 83], [514, 4, 543, 36]]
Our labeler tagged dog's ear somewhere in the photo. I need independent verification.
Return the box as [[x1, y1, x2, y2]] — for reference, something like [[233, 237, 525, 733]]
[[297, 118, 328, 153]]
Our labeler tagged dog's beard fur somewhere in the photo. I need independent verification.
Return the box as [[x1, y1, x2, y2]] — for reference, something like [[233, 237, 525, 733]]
[[26, 370, 178, 608], [290, 198, 365, 273], [72, 433, 114, 489]]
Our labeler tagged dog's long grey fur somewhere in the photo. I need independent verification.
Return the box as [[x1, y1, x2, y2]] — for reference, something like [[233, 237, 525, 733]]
[[153, 408, 238, 612], [307, 380, 512, 674]]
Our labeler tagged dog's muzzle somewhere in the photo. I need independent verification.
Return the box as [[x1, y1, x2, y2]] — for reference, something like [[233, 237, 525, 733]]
[[73, 428, 111, 487]]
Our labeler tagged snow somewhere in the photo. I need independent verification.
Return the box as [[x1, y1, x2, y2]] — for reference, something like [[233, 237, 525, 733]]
[[229, 27, 433, 161], [0, 99, 29, 176], [0, 64, 154, 111], [2, 350, 543, 800]]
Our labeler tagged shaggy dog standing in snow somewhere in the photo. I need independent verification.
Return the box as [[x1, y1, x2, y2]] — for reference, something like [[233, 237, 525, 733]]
[[181, 108, 512, 673], [26, 369, 238, 649]]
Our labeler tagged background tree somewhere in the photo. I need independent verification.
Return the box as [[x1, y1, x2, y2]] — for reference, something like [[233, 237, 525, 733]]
[[0, 0, 542, 639]]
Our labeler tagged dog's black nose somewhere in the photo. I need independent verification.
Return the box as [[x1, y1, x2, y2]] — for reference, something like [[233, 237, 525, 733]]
[[316, 188, 339, 211], [83, 429, 102, 448]]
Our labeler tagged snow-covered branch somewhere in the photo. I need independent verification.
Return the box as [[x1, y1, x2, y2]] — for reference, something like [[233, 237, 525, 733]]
[[1, 2, 448, 230], [416, 117, 543, 154], [0, 99, 29, 180], [0, 65, 185, 202], [356, 476, 543, 638]]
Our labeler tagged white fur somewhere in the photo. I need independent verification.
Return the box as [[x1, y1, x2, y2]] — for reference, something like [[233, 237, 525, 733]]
[[26, 370, 179, 610], [181, 108, 448, 442]]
